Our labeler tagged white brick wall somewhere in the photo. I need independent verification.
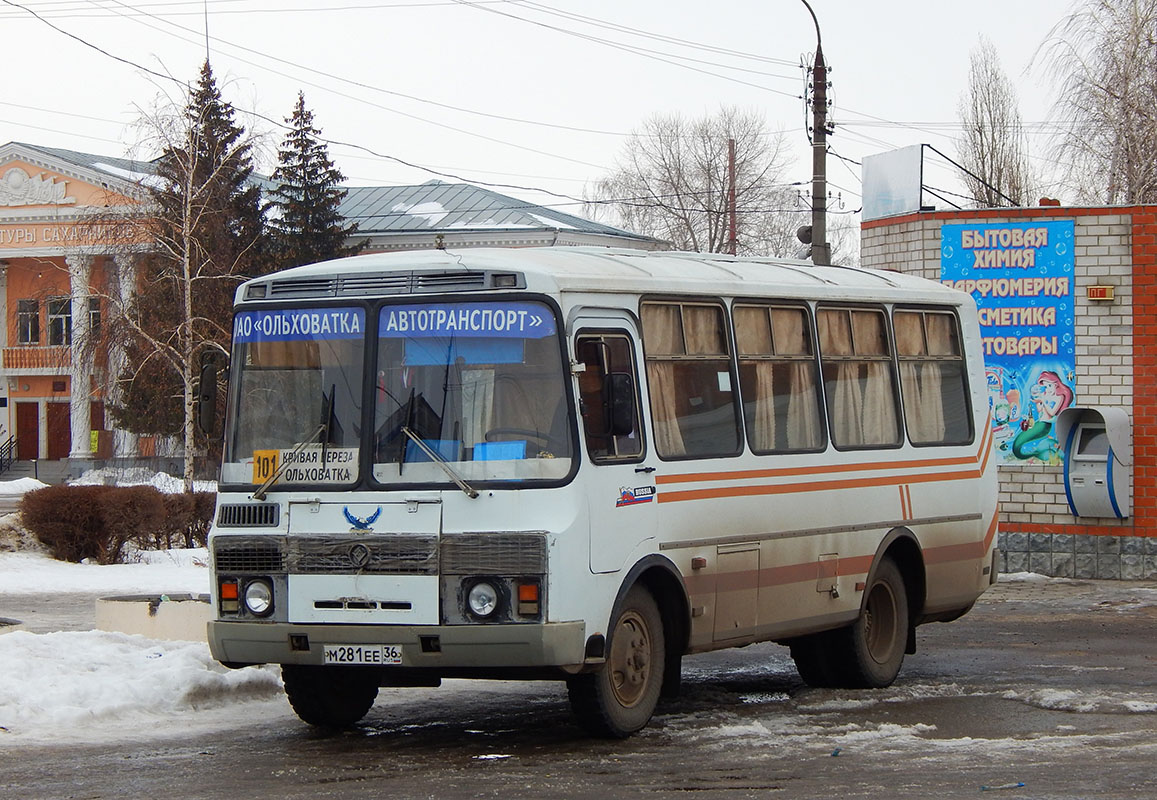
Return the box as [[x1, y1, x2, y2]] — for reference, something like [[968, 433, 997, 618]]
[[863, 212, 1133, 531]]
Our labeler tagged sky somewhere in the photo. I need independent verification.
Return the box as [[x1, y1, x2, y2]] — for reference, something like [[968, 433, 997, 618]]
[[0, 0, 1079, 227]]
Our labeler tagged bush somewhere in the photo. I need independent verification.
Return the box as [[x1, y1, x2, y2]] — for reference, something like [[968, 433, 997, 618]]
[[20, 485, 217, 563]]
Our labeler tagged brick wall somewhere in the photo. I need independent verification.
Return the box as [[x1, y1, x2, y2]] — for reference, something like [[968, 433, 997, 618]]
[[862, 206, 1156, 580]]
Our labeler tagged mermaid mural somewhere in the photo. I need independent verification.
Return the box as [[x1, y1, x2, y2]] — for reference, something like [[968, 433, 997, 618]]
[[1010, 370, 1074, 463]]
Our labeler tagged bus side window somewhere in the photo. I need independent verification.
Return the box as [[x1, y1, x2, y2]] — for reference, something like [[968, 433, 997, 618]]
[[575, 333, 643, 461]]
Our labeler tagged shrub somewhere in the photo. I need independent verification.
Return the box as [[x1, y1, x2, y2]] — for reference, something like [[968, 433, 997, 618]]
[[21, 485, 116, 563], [20, 484, 216, 563]]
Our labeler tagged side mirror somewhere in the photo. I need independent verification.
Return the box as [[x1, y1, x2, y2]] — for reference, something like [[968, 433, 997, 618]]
[[606, 372, 636, 437], [195, 361, 218, 436]]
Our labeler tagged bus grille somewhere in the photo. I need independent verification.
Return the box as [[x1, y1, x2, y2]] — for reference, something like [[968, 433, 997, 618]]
[[212, 532, 546, 575], [440, 533, 546, 574], [289, 535, 439, 575], [214, 537, 287, 573], [217, 503, 280, 527]]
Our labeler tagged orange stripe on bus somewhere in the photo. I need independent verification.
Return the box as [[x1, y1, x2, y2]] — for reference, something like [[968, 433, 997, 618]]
[[657, 468, 981, 504], [656, 453, 979, 486]]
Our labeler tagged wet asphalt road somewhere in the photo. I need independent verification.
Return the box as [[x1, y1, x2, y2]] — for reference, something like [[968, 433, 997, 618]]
[[2, 577, 1156, 800]]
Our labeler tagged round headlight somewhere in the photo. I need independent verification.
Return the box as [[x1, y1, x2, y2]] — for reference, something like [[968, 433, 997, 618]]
[[243, 579, 274, 616], [467, 581, 498, 618]]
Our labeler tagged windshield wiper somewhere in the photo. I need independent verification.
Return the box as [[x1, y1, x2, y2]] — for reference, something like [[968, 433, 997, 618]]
[[252, 388, 334, 501], [400, 425, 479, 499]]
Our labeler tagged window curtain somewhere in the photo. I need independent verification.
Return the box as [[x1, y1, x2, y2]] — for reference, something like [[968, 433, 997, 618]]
[[735, 307, 776, 450], [642, 304, 686, 456], [852, 311, 897, 445], [772, 310, 820, 450], [895, 312, 949, 443]]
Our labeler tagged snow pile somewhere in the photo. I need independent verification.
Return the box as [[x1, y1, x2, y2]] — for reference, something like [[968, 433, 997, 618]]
[[69, 466, 217, 494], [0, 478, 48, 496], [0, 549, 209, 594], [0, 630, 282, 743]]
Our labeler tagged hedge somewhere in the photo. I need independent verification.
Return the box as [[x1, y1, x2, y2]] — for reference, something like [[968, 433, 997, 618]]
[[20, 484, 216, 564]]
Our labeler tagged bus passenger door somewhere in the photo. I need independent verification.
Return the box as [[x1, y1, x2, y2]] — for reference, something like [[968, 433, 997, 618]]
[[573, 322, 657, 574]]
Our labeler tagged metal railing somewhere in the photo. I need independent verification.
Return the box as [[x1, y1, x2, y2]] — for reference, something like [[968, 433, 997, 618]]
[[0, 436, 16, 476]]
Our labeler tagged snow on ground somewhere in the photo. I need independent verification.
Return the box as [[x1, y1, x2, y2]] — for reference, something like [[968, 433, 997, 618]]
[[0, 548, 210, 594], [68, 466, 217, 494], [0, 478, 49, 496], [0, 630, 283, 744]]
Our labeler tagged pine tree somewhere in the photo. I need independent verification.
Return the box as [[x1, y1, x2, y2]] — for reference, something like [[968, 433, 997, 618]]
[[109, 60, 266, 486], [268, 91, 364, 271]]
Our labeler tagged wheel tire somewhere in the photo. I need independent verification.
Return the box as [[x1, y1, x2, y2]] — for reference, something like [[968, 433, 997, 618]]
[[567, 585, 665, 738], [789, 631, 846, 688], [835, 557, 910, 688], [282, 665, 380, 728]]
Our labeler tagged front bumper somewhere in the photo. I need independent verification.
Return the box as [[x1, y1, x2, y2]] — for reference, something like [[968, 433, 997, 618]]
[[209, 619, 588, 671]]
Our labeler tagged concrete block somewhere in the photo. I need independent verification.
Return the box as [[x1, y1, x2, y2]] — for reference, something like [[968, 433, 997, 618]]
[[1051, 551, 1076, 579], [1144, 555, 1157, 580], [1120, 554, 1144, 581], [1075, 554, 1097, 580], [1006, 532, 1030, 553], [1029, 551, 1053, 576], [95, 594, 211, 642], [1030, 533, 1052, 552], [1051, 534, 1075, 553], [1096, 554, 1122, 580], [1120, 537, 1145, 555], [1006, 551, 1029, 574], [1074, 534, 1098, 554], [1096, 536, 1121, 554]]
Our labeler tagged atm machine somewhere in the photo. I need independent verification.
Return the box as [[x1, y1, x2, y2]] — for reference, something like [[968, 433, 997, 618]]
[[1055, 406, 1131, 519]]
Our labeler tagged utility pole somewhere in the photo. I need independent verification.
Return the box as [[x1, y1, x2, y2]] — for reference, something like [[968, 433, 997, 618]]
[[801, 0, 831, 265]]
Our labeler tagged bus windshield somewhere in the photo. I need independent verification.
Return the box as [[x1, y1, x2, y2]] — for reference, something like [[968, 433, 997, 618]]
[[222, 306, 366, 487], [372, 299, 572, 485]]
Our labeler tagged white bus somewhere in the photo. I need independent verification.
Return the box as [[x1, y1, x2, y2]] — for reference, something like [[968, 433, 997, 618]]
[[205, 247, 999, 737]]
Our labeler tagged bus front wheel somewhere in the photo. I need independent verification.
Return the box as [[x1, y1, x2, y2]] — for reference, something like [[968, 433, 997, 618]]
[[282, 664, 380, 728], [567, 585, 665, 738]]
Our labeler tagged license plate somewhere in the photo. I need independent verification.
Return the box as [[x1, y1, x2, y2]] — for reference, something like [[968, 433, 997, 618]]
[[322, 644, 403, 665]]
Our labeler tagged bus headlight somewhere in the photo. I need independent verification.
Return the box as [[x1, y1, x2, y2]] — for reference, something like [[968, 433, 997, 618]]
[[243, 579, 274, 617], [466, 581, 499, 618]]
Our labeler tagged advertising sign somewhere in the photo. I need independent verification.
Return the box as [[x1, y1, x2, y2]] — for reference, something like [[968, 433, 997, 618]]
[[941, 221, 1076, 466]]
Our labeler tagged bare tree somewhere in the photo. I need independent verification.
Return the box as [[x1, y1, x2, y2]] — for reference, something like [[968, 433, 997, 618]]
[[956, 36, 1036, 207], [589, 107, 802, 256], [103, 62, 266, 490], [1040, 0, 1157, 203]]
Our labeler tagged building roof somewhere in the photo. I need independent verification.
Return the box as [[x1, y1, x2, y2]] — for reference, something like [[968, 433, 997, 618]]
[[3, 142, 158, 187], [339, 181, 658, 244], [2, 141, 661, 248]]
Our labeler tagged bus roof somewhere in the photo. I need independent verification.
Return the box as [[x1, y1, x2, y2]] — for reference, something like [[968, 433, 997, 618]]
[[238, 247, 967, 306]]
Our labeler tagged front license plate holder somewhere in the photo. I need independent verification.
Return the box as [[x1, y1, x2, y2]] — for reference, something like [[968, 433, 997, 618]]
[[322, 644, 403, 665]]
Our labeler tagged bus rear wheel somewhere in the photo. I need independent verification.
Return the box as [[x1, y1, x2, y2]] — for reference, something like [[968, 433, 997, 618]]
[[282, 664, 380, 728], [567, 585, 665, 738], [834, 557, 909, 688]]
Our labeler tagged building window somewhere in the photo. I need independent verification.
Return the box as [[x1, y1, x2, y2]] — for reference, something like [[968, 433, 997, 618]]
[[48, 297, 72, 346], [89, 297, 101, 339], [17, 299, 39, 345]]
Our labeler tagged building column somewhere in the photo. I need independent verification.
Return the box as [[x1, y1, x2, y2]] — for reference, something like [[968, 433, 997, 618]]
[[66, 254, 94, 468], [107, 253, 138, 459]]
